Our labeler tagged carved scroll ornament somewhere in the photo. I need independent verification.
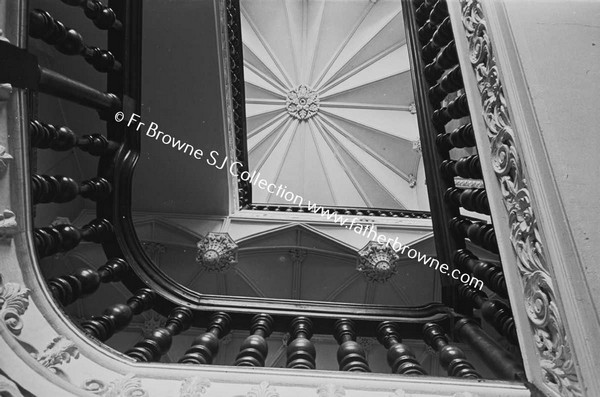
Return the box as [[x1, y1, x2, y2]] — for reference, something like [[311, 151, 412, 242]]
[[460, 0, 580, 395]]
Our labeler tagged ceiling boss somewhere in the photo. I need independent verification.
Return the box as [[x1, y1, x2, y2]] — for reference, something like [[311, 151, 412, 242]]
[[285, 85, 320, 121]]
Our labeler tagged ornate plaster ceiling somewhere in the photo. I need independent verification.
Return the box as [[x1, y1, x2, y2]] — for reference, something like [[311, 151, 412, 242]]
[[242, 0, 426, 209]]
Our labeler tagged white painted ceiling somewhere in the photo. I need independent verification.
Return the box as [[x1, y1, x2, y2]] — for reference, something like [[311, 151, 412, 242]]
[[242, 0, 426, 209]]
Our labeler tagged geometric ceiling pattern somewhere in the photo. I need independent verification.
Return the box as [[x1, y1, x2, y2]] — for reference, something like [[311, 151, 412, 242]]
[[242, 0, 426, 209]]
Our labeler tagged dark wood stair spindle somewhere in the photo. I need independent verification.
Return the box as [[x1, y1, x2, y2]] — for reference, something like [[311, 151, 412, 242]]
[[457, 284, 518, 345], [59, 0, 123, 31], [126, 307, 193, 362], [81, 288, 155, 342], [29, 120, 119, 155], [444, 188, 490, 215], [415, 0, 437, 27], [334, 319, 371, 372], [424, 40, 458, 86], [455, 318, 525, 381], [441, 154, 483, 179], [34, 218, 113, 258], [29, 9, 121, 72], [179, 312, 232, 365], [454, 249, 508, 298], [422, 16, 453, 63], [377, 321, 427, 375], [449, 217, 499, 254], [436, 123, 476, 152], [32, 174, 111, 204], [422, 323, 480, 378], [286, 317, 316, 369], [234, 314, 274, 367], [432, 93, 470, 132], [429, 65, 464, 107], [48, 257, 128, 306], [417, 0, 448, 46]]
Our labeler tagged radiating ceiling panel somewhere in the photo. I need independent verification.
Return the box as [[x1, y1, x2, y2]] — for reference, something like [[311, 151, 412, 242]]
[[242, 0, 428, 210], [243, 45, 289, 95], [320, 47, 410, 98], [316, 118, 405, 208], [325, 12, 406, 86], [317, 1, 402, 88], [252, 121, 299, 202], [323, 71, 414, 107], [321, 107, 418, 141], [319, 112, 419, 173], [241, 8, 292, 87]]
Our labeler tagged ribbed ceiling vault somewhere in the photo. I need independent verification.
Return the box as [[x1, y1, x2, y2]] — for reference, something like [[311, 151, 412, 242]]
[[242, 0, 424, 210]]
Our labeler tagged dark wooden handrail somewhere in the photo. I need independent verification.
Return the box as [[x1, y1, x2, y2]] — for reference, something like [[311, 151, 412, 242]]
[[0, 40, 121, 112], [402, 0, 466, 311]]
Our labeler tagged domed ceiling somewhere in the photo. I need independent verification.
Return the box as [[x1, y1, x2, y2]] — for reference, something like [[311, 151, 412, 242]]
[[242, 0, 427, 210]]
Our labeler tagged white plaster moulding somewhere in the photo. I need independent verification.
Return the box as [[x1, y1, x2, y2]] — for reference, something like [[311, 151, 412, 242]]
[[448, 0, 597, 395]]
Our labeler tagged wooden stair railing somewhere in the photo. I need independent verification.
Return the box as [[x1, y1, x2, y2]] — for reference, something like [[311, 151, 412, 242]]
[[4, 0, 527, 381], [402, 0, 515, 328]]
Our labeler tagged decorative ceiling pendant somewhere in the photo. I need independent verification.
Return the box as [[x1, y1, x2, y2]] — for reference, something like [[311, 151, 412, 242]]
[[286, 85, 320, 121], [195, 232, 238, 272], [356, 241, 400, 283]]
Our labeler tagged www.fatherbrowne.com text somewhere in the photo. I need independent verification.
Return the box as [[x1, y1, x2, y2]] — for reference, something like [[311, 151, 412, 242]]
[[116, 112, 484, 290]]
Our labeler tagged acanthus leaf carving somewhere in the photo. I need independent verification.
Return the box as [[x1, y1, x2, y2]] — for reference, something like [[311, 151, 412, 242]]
[[460, 0, 581, 395], [0, 210, 17, 241], [247, 381, 279, 397], [179, 376, 211, 396], [82, 373, 149, 397], [0, 145, 13, 176], [0, 273, 30, 336], [317, 383, 345, 397], [37, 336, 80, 370]]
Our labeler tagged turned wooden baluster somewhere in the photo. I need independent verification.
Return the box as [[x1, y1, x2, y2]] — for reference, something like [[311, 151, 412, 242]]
[[418, 0, 448, 45], [454, 249, 508, 298], [126, 307, 193, 362], [28, 9, 120, 72], [415, 0, 437, 27], [34, 219, 113, 257], [422, 16, 453, 63], [444, 188, 490, 215], [432, 94, 470, 131], [234, 314, 274, 367], [429, 66, 464, 106], [436, 123, 476, 151], [34, 218, 113, 258], [29, 120, 119, 155], [455, 318, 524, 381], [179, 312, 231, 364], [32, 174, 111, 204], [59, 0, 123, 31], [377, 321, 427, 375], [457, 284, 518, 345], [48, 257, 128, 306], [286, 316, 316, 369], [81, 288, 155, 341], [449, 217, 499, 254], [423, 323, 480, 378], [334, 319, 371, 372], [441, 154, 482, 179], [424, 41, 458, 85]]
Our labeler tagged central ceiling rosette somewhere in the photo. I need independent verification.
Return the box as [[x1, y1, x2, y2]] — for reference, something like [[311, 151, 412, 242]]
[[241, 0, 427, 210], [286, 85, 320, 120]]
